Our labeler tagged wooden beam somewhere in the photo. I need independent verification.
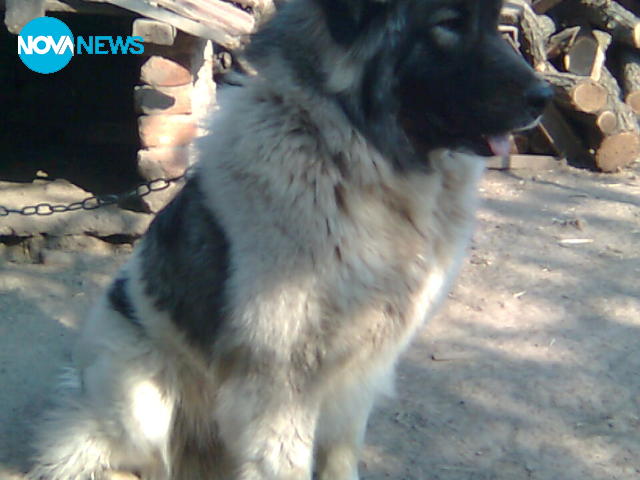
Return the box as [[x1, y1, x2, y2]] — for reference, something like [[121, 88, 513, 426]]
[[86, 0, 245, 48], [486, 154, 560, 170], [0, 0, 133, 16], [154, 0, 254, 36]]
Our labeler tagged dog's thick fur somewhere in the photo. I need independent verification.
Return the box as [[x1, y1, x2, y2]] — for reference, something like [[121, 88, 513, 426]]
[[28, 1, 549, 479]]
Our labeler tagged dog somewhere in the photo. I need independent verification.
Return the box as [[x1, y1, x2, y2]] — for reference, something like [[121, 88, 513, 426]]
[[28, 1, 551, 478]]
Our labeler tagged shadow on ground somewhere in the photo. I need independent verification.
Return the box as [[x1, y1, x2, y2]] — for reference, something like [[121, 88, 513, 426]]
[[1, 165, 639, 480], [362, 166, 640, 480]]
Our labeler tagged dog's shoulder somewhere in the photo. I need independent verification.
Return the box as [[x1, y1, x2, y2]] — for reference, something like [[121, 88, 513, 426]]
[[138, 176, 231, 351]]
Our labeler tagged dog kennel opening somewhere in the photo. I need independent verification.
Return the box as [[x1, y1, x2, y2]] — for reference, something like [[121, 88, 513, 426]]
[[0, 12, 144, 195]]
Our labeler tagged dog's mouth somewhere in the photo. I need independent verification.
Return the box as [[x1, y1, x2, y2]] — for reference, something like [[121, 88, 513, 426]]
[[463, 115, 544, 157], [461, 133, 512, 157], [484, 133, 512, 156]]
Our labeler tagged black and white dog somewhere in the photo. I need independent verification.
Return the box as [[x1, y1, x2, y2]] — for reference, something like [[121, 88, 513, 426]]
[[28, 1, 551, 478]]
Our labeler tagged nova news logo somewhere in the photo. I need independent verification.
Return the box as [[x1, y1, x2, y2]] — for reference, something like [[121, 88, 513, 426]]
[[18, 16, 144, 74]]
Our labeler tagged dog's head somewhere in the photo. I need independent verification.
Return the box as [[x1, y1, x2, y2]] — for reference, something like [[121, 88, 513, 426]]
[[321, 0, 551, 163], [250, 0, 552, 169]]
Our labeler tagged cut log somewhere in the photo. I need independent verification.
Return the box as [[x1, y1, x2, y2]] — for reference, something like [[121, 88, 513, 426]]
[[573, 0, 640, 49], [554, 67, 638, 142], [544, 72, 608, 113], [565, 108, 620, 136], [620, 49, 640, 114], [563, 28, 611, 80], [593, 67, 640, 170], [595, 110, 619, 135], [519, 2, 556, 71], [533, 0, 567, 14], [596, 132, 640, 171]]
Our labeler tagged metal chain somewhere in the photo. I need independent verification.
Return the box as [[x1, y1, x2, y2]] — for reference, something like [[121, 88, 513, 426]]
[[0, 172, 187, 217]]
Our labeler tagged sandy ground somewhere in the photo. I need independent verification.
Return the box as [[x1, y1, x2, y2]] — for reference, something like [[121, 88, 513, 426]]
[[1, 163, 639, 480]]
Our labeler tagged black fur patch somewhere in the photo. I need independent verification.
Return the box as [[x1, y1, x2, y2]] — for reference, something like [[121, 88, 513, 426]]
[[317, 0, 389, 45], [140, 178, 230, 354], [108, 277, 140, 326]]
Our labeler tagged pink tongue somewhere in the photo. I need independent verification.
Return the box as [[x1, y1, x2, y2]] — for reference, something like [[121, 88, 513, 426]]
[[486, 135, 511, 157]]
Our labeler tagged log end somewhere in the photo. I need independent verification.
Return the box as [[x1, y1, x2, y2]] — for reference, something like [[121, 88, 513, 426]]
[[596, 111, 618, 136], [634, 24, 640, 50], [595, 132, 640, 172], [573, 81, 608, 113], [625, 91, 640, 115]]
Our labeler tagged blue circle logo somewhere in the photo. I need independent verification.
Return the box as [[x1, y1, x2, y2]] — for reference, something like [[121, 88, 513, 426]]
[[18, 17, 74, 74]]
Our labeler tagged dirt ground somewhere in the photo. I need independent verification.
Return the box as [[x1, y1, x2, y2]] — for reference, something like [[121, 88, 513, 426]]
[[1, 163, 639, 480]]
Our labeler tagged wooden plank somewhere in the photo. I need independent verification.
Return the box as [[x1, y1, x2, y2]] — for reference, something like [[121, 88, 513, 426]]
[[45, 0, 132, 15], [87, 0, 242, 48], [155, 0, 254, 36], [486, 154, 560, 170], [0, 0, 132, 16]]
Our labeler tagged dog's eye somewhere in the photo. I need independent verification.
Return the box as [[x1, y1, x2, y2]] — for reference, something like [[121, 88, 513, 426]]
[[432, 9, 465, 31], [435, 16, 464, 32], [431, 9, 465, 47]]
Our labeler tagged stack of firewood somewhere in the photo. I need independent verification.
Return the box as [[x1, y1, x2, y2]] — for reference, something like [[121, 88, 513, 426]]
[[502, 0, 640, 171]]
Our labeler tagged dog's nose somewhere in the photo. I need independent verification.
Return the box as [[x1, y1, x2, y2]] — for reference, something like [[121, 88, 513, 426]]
[[525, 83, 554, 115]]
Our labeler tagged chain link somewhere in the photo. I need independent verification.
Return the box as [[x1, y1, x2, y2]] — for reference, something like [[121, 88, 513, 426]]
[[0, 173, 187, 217]]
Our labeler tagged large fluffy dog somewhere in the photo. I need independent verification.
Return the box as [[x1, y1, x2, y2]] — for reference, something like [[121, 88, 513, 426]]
[[28, 1, 551, 478]]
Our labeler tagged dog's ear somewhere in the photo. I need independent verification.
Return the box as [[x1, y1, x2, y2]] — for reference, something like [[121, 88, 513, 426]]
[[318, 0, 390, 45]]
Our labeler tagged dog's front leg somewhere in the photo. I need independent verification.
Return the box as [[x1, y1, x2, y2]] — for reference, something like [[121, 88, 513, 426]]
[[215, 375, 319, 480]]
